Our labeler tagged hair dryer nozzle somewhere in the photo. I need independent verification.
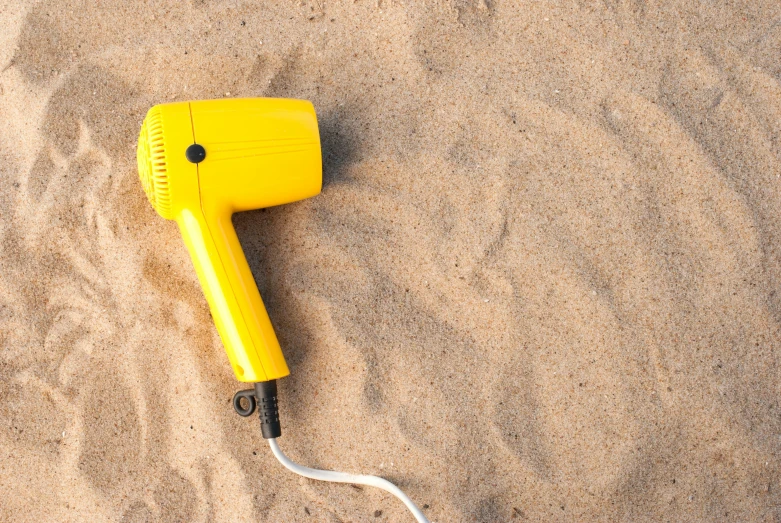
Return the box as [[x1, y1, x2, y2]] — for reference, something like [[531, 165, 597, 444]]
[[137, 105, 173, 219]]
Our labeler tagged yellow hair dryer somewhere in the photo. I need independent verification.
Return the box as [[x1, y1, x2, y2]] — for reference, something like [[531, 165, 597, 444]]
[[137, 98, 321, 383], [136, 98, 429, 522]]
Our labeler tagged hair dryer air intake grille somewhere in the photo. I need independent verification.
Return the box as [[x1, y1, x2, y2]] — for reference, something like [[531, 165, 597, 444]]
[[137, 106, 173, 219]]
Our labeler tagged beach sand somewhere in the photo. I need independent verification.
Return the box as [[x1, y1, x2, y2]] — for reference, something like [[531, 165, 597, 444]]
[[1, 1, 781, 521]]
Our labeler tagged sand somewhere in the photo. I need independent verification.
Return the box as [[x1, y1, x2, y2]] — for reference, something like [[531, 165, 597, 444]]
[[1, 1, 781, 521]]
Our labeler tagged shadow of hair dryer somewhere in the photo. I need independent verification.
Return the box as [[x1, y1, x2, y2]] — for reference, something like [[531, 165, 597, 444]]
[[137, 98, 321, 382]]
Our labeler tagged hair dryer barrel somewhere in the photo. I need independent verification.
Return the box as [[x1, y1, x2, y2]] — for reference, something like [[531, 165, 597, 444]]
[[137, 98, 322, 382]]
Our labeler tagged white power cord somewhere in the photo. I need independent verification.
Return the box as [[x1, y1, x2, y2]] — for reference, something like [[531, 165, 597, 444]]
[[268, 438, 430, 523]]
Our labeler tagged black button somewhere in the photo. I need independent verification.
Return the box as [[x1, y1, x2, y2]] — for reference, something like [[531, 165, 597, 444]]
[[185, 144, 206, 163]]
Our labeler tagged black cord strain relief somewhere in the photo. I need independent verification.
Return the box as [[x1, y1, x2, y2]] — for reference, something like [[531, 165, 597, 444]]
[[254, 380, 281, 439]]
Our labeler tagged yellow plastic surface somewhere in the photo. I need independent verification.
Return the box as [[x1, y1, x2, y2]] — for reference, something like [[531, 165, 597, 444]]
[[137, 98, 322, 382]]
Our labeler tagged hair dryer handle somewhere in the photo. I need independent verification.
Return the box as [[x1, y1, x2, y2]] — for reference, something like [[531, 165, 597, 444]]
[[175, 206, 288, 382]]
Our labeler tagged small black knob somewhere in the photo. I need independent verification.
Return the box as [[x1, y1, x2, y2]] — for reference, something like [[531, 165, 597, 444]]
[[185, 144, 206, 163]]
